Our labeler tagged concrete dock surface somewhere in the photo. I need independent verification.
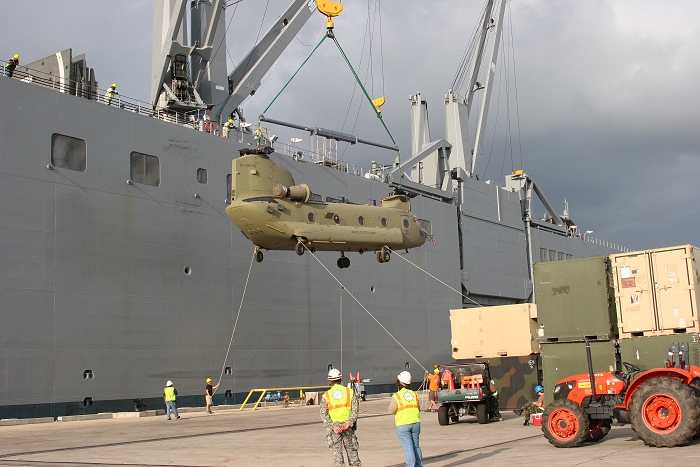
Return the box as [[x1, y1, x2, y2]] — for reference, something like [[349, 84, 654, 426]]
[[1, 397, 700, 467]]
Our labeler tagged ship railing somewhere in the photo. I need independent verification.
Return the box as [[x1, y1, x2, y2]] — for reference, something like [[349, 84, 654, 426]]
[[0, 58, 233, 135], [239, 385, 331, 410]]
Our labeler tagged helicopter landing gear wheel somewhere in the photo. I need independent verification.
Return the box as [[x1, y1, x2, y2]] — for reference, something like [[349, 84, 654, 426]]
[[376, 252, 384, 263], [295, 241, 305, 256], [254, 247, 263, 263], [337, 256, 350, 269], [382, 250, 390, 263]]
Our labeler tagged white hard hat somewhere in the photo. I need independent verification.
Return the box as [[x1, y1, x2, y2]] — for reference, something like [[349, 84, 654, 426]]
[[327, 368, 342, 381], [398, 371, 412, 385], [166, 380, 173, 387]]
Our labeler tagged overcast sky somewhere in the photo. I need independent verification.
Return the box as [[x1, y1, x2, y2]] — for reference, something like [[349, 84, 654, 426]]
[[2, 0, 699, 250]]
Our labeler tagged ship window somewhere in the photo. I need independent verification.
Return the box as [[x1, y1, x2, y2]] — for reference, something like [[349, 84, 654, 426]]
[[358, 216, 365, 225], [130, 152, 160, 186], [549, 250, 557, 262], [197, 168, 207, 184], [83, 370, 94, 380], [224, 367, 232, 375], [558, 252, 565, 261], [381, 217, 388, 227], [308, 212, 316, 222], [226, 174, 232, 203], [540, 248, 548, 262], [333, 214, 341, 224], [51, 134, 86, 172], [83, 397, 94, 407]]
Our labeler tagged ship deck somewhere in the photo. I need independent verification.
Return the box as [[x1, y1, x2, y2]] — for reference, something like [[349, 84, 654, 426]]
[[1, 396, 697, 467]]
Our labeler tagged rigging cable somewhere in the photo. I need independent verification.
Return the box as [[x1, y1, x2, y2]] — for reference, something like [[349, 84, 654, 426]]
[[387, 247, 483, 308], [507, 0, 524, 170], [215, 252, 255, 393], [301, 243, 428, 373]]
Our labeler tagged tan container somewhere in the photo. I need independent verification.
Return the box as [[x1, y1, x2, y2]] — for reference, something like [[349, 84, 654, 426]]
[[450, 304, 539, 359], [611, 245, 700, 337]]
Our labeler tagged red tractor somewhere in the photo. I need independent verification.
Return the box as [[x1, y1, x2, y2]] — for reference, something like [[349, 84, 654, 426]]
[[542, 341, 700, 448]]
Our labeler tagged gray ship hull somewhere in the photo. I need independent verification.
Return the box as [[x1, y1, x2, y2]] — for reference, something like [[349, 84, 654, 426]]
[[0, 76, 617, 418]]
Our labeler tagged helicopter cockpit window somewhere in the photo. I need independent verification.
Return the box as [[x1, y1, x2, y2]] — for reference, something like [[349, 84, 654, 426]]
[[333, 214, 341, 224], [308, 212, 315, 222], [358, 216, 365, 225], [403, 219, 409, 228], [381, 217, 388, 227]]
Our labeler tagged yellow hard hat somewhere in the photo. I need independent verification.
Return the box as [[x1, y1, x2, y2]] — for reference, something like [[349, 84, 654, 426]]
[[111, 83, 117, 88], [206, 378, 212, 383], [13, 54, 19, 60], [228, 118, 233, 123]]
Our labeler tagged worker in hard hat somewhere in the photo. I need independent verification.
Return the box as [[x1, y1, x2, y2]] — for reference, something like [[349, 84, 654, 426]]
[[205, 378, 220, 414], [163, 380, 180, 420], [425, 369, 440, 412], [514, 385, 545, 425], [104, 83, 117, 106], [222, 118, 234, 138], [5, 54, 19, 78], [388, 371, 422, 467], [320, 368, 361, 467]]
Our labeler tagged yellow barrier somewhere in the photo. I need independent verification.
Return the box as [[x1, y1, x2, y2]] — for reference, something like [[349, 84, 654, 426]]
[[240, 386, 331, 410]]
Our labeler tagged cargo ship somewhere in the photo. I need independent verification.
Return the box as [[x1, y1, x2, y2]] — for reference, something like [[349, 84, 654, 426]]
[[0, 0, 624, 418]]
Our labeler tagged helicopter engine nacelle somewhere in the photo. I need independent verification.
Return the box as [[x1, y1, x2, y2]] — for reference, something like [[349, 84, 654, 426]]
[[273, 183, 311, 202]]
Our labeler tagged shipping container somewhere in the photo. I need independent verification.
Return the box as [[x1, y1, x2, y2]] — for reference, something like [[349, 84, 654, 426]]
[[540, 340, 619, 406], [619, 333, 700, 371], [450, 304, 539, 359], [611, 244, 700, 337], [534, 257, 617, 342]]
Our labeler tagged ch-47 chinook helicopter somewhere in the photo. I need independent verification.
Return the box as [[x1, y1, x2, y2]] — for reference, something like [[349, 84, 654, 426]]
[[225, 147, 430, 268]]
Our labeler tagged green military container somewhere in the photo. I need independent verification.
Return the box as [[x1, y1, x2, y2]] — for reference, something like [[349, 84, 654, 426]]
[[534, 256, 618, 343], [619, 333, 700, 371], [540, 340, 619, 406], [481, 354, 541, 410]]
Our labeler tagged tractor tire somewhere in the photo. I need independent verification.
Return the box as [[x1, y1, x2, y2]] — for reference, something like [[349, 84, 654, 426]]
[[542, 399, 589, 448], [629, 376, 700, 447], [437, 404, 450, 426], [690, 378, 700, 439], [585, 419, 611, 442], [476, 402, 489, 424]]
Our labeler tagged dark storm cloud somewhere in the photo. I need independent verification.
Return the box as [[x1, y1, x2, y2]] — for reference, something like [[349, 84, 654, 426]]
[[1, 0, 698, 249]]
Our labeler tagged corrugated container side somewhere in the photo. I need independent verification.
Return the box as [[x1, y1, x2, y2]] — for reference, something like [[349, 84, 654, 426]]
[[540, 340, 619, 406], [619, 334, 700, 371], [534, 257, 617, 342], [450, 304, 539, 359]]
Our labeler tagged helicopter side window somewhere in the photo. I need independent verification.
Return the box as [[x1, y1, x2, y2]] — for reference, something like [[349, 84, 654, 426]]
[[403, 219, 409, 228], [358, 216, 365, 225], [333, 214, 341, 224], [307, 212, 315, 222], [381, 217, 388, 227]]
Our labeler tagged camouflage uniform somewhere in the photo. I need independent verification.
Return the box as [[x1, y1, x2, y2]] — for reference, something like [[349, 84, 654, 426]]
[[320, 388, 361, 467], [521, 401, 544, 421]]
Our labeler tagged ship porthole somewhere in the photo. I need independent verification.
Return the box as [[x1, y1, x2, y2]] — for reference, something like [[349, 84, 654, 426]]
[[184, 266, 192, 275], [370, 286, 375, 293]]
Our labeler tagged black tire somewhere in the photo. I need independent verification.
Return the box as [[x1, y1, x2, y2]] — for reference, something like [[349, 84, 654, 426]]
[[337, 257, 345, 269], [585, 419, 611, 442], [630, 377, 700, 447], [342, 256, 350, 268], [382, 251, 391, 262], [690, 378, 700, 439], [437, 404, 450, 426], [361, 392, 366, 402], [376, 252, 384, 263], [476, 402, 489, 424], [542, 399, 589, 448], [254, 250, 263, 262], [295, 242, 305, 256]]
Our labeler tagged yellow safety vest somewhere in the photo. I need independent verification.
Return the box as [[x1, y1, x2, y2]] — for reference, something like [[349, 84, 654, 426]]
[[393, 388, 420, 426], [323, 384, 353, 422], [164, 386, 177, 401]]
